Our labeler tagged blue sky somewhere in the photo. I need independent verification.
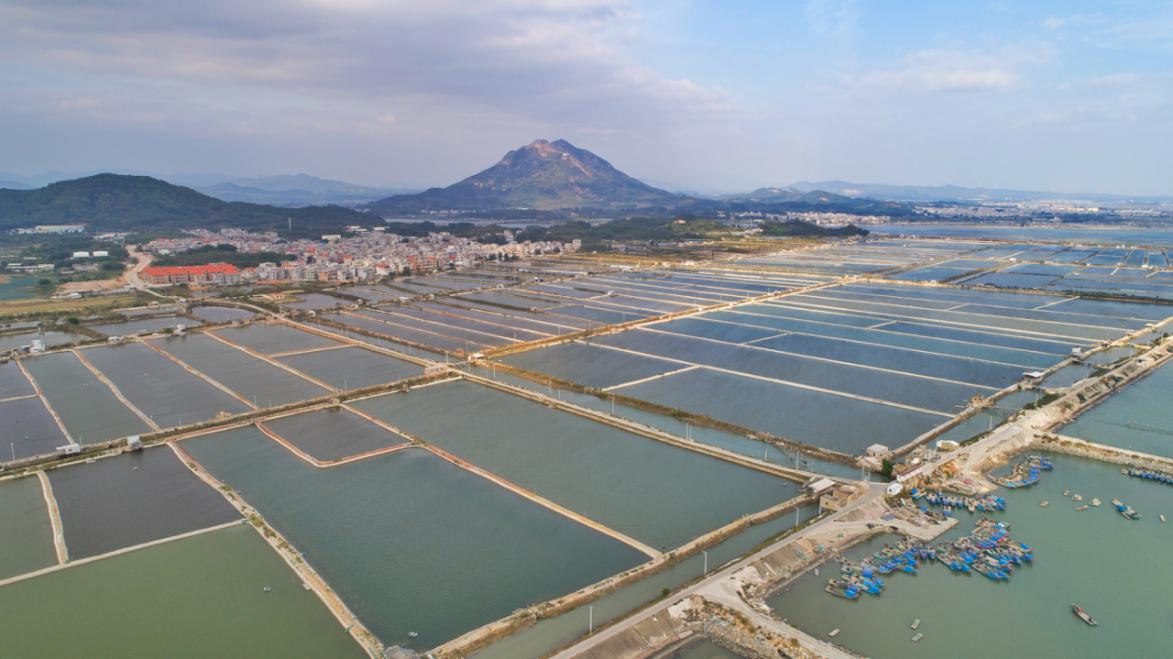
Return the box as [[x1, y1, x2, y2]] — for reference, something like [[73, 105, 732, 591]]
[[0, 1, 1169, 194]]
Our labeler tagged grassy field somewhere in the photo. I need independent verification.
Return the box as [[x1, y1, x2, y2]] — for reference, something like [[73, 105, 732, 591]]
[[0, 293, 140, 319]]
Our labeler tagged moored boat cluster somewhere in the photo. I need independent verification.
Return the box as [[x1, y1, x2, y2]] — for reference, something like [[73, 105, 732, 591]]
[[992, 455, 1053, 489], [824, 519, 1034, 600]]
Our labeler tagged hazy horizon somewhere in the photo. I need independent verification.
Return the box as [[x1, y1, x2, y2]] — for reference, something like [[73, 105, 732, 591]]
[[2, 1, 1171, 195]]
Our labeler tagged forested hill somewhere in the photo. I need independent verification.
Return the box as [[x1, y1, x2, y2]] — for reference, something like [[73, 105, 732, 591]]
[[0, 174, 372, 237]]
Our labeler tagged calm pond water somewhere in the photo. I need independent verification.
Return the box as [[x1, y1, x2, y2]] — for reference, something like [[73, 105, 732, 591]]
[[264, 407, 408, 461], [183, 429, 648, 649], [188, 305, 255, 322], [0, 476, 56, 580], [83, 342, 249, 427], [277, 345, 421, 389], [769, 452, 1173, 658], [0, 524, 363, 657], [0, 275, 41, 300], [464, 366, 858, 479], [48, 447, 240, 559], [870, 223, 1173, 247], [1062, 361, 1173, 458], [24, 351, 152, 443], [155, 333, 328, 406], [353, 380, 800, 550], [621, 367, 943, 455]]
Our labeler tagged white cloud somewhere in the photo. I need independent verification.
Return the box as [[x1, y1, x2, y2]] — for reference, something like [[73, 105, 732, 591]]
[[0, 0, 730, 133]]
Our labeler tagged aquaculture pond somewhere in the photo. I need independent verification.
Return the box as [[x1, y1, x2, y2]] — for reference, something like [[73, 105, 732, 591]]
[[1061, 361, 1173, 458], [154, 333, 328, 406], [594, 329, 989, 413], [0, 476, 56, 580], [619, 367, 945, 455], [277, 345, 422, 390], [502, 340, 685, 388], [48, 447, 240, 559], [354, 380, 800, 549], [23, 351, 152, 444], [83, 342, 250, 427], [0, 359, 33, 398], [263, 407, 409, 462], [182, 428, 648, 650], [768, 453, 1173, 659], [188, 305, 255, 322], [464, 366, 859, 480], [3, 396, 68, 460], [214, 323, 338, 354], [0, 524, 363, 657]]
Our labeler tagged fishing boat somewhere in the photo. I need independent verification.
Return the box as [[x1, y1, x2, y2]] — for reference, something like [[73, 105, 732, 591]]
[[1113, 499, 1142, 520], [1090, 498, 1102, 507], [1161, 514, 1167, 523], [911, 633, 924, 642], [1072, 604, 1097, 626], [1040, 500, 1050, 507], [828, 628, 841, 638], [1063, 489, 1070, 497], [1072, 494, 1083, 502], [1075, 505, 1089, 512], [910, 618, 920, 630]]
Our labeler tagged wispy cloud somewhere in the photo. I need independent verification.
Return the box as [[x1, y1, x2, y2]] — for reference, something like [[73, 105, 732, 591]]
[[803, 0, 859, 41], [849, 45, 1053, 92]]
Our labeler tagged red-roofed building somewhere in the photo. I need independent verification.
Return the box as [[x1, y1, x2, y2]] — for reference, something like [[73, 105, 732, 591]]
[[142, 263, 241, 286]]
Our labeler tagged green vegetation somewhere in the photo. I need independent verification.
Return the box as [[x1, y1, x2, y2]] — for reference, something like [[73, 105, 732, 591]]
[[0, 174, 372, 237], [381, 216, 863, 251], [0, 233, 128, 268], [1024, 391, 1063, 410], [759, 219, 869, 238], [153, 244, 293, 268], [514, 217, 731, 249]]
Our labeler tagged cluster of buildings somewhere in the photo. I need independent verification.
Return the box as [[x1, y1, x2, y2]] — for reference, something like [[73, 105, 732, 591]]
[[142, 226, 577, 286], [141, 263, 242, 286]]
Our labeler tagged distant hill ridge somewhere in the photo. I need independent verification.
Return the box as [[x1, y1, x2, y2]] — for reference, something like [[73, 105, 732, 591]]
[[196, 174, 411, 207], [0, 173, 371, 236]]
